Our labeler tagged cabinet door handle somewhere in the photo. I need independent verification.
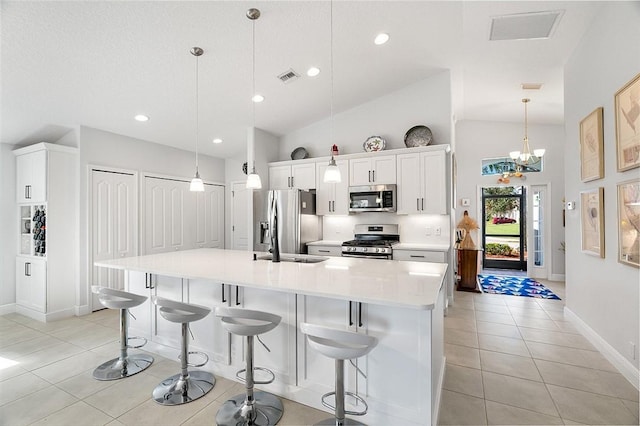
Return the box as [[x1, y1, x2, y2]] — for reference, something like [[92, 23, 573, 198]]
[[331, 200, 335, 212], [221, 283, 227, 303], [421, 198, 424, 211], [329, 201, 331, 211], [319, 249, 330, 253], [145, 273, 149, 289], [235, 286, 241, 306], [25, 262, 31, 276], [410, 255, 425, 258], [417, 198, 420, 211], [291, 176, 294, 188], [349, 301, 354, 326], [358, 302, 363, 328], [372, 170, 375, 182], [368, 170, 371, 182]]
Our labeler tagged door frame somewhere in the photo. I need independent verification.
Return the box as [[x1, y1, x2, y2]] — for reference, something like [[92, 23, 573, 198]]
[[527, 183, 552, 280], [475, 182, 552, 277], [87, 165, 139, 312]]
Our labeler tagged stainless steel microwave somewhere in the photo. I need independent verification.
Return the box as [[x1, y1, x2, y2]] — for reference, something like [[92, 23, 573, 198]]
[[349, 184, 397, 213]]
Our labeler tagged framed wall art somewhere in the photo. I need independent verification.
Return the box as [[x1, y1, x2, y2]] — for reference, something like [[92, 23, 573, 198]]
[[617, 179, 640, 267], [580, 187, 605, 258], [615, 72, 640, 172], [580, 107, 604, 181]]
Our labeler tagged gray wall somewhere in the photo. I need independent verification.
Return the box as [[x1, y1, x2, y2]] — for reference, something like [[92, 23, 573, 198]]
[[564, 3, 640, 372], [455, 120, 566, 277], [0, 144, 17, 311], [279, 71, 452, 160], [77, 126, 226, 309]]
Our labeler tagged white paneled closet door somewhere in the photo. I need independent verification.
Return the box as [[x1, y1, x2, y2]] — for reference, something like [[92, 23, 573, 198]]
[[91, 169, 137, 311], [195, 184, 225, 248], [144, 176, 193, 254], [231, 181, 249, 250]]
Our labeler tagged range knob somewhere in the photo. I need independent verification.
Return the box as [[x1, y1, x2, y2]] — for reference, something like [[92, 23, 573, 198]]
[[362, 247, 368, 252]]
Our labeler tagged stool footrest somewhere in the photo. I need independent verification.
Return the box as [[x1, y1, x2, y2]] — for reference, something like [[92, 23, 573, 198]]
[[177, 351, 209, 368], [235, 366, 276, 385], [321, 391, 369, 416], [126, 336, 147, 349]]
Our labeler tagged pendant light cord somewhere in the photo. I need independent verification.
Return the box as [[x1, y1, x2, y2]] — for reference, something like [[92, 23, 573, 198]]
[[195, 52, 200, 173], [252, 16, 256, 172], [330, 0, 334, 155]]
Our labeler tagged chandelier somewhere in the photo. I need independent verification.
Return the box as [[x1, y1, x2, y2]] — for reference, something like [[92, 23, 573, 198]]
[[509, 98, 545, 170]]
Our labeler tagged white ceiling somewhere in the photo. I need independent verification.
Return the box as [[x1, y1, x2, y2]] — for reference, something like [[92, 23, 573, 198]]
[[1, 1, 602, 159]]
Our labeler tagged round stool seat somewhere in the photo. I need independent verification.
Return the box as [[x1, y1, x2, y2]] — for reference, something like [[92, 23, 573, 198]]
[[152, 296, 211, 323], [92, 286, 147, 310], [91, 286, 153, 381], [301, 323, 378, 360], [216, 307, 281, 336]]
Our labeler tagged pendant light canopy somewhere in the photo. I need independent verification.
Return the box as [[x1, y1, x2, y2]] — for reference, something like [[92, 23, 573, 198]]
[[323, 0, 341, 184], [246, 8, 262, 190], [189, 46, 205, 192], [509, 98, 545, 170]]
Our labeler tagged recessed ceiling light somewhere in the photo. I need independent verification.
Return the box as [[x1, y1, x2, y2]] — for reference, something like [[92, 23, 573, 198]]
[[374, 33, 390, 45], [212, 138, 223, 144], [307, 67, 321, 77], [252, 94, 264, 103], [134, 114, 149, 122]]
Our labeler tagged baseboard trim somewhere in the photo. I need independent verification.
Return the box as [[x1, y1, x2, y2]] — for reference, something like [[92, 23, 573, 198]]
[[15, 305, 75, 323], [433, 355, 446, 426], [549, 273, 565, 282], [0, 303, 16, 316], [564, 307, 639, 390], [75, 304, 91, 316]]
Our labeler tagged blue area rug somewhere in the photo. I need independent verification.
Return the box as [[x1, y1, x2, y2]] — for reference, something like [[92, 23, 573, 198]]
[[478, 275, 561, 300]]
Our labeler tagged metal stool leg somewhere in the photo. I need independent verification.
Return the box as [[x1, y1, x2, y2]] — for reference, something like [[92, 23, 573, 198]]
[[315, 360, 367, 426], [152, 322, 215, 405], [93, 308, 154, 381], [216, 335, 284, 426]]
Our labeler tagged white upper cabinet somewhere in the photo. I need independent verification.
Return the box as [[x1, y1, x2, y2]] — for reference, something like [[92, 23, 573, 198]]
[[316, 160, 349, 215], [269, 163, 316, 190], [16, 149, 47, 203], [349, 155, 396, 186], [396, 150, 446, 214]]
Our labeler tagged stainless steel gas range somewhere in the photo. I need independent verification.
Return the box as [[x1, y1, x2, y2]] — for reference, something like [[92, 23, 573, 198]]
[[341, 224, 399, 260]]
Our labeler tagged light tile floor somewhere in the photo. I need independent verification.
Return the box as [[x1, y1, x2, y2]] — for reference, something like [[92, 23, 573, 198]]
[[0, 309, 327, 426], [440, 278, 640, 425], [1, 278, 638, 426]]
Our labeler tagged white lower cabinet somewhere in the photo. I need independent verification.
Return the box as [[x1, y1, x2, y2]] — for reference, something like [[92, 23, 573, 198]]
[[15, 257, 46, 313], [236, 286, 297, 388], [187, 280, 231, 365], [307, 245, 342, 257]]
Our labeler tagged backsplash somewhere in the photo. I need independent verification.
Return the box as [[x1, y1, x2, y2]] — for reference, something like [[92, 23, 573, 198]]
[[322, 213, 450, 245]]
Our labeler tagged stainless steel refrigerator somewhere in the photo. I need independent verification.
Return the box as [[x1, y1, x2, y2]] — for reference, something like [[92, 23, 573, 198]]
[[255, 189, 322, 254]]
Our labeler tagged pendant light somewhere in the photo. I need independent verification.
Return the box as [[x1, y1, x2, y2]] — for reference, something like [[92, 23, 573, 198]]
[[323, 0, 342, 184], [246, 8, 262, 190], [509, 98, 545, 170], [189, 46, 205, 192]]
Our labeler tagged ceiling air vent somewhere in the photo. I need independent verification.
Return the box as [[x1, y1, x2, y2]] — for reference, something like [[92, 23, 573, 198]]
[[490, 10, 564, 41], [277, 69, 300, 84], [521, 83, 543, 90]]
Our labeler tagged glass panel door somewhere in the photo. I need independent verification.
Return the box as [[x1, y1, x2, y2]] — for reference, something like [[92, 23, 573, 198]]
[[482, 186, 527, 271]]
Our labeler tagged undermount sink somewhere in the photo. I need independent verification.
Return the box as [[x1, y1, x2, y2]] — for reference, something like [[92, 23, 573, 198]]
[[256, 254, 328, 264]]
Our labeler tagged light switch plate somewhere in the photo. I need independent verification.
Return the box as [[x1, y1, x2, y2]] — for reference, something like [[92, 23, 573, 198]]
[[461, 198, 470, 207]]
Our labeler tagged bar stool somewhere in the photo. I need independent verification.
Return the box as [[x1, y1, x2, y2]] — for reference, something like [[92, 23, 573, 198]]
[[215, 307, 284, 426], [91, 286, 154, 380], [300, 322, 378, 426], [151, 296, 215, 405]]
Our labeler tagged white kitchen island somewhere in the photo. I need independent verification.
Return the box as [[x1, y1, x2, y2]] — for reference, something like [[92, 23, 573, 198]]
[[95, 248, 448, 426]]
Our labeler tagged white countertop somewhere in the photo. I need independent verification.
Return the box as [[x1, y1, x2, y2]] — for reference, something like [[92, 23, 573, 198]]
[[306, 240, 344, 247], [394, 243, 450, 251], [96, 248, 447, 310]]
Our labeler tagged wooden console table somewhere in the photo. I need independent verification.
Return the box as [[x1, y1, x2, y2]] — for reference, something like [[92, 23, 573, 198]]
[[456, 246, 482, 293]]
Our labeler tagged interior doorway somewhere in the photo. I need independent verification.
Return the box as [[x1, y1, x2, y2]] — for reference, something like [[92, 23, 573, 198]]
[[481, 186, 527, 271]]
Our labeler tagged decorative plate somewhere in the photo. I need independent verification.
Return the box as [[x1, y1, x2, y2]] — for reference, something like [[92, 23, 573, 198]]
[[363, 136, 386, 152], [291, 146, 309, 160], [404, 125, 433, 147]]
